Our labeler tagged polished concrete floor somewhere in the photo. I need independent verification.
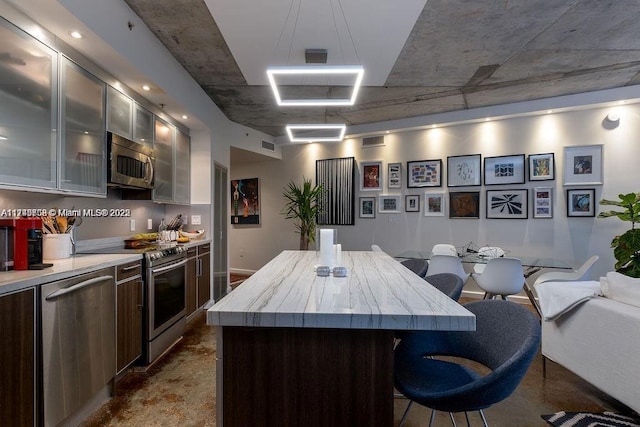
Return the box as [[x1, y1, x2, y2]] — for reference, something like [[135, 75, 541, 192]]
[[82, 298, 635, 427]]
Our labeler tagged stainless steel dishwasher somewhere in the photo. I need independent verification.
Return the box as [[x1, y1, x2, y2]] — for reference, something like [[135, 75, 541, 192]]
[[41, 268, 116, 427]]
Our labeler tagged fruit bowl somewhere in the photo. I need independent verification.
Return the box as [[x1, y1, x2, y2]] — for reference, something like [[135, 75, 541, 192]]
[[179, 230, 205, 240]]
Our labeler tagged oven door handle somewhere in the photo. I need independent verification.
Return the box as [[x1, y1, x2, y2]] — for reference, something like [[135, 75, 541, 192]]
[[45, 275, 114, 300], [151, 259, 187, 274]]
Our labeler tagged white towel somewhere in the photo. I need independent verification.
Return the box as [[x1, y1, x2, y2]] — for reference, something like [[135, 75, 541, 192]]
[[535, 280, 602, 321]]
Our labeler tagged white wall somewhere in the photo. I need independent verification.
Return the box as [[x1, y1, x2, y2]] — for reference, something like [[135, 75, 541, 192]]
[[230, 101, 640, 280]]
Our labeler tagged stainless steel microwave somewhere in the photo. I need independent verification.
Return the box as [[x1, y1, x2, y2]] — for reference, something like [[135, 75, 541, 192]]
[[107, 132, 155, 189]]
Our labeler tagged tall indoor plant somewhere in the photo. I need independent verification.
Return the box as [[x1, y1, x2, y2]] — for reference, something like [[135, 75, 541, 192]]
[[598, 192, 640, 278], [282, 178, 324, 250]]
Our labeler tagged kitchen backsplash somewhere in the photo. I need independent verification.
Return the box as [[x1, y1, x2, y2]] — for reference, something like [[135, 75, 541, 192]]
[[0, 189, 210, 241]]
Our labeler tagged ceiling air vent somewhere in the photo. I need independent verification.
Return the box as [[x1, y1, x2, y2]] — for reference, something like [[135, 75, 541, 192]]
[[362, 135, 385, 148], [261, 140, 275, 151]]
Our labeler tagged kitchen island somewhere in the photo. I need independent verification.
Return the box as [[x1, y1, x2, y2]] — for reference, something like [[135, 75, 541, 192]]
[[207, 250, 475, 427]]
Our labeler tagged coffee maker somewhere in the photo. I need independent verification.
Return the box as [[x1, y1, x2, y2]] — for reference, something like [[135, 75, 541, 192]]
[[0, 218, 48, 270]]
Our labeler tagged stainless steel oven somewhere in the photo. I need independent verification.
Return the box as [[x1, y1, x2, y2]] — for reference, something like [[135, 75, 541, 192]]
[[144, 246, 188, 364]]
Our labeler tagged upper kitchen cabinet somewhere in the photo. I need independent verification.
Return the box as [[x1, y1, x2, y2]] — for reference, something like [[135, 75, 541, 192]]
[[107, 86, 132, 139], [134, 103, 154, 147], [174, 129, 190, 205], [153, 117, 174, 202], [107, 86, 154, 149], [0, 17, 58, 189], [60, 57, 106, 195]]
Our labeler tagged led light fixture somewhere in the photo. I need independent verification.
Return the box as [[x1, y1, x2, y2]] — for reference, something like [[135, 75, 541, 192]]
[[286, 124, 346, 143], [267, 66, 364, 106]]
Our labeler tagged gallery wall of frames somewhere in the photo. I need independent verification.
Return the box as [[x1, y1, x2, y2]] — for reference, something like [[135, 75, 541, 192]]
[[355, 144, 602, 220]]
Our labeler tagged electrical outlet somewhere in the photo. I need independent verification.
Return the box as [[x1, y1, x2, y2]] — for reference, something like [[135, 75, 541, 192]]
[[191, 215, 201, 225], [129, 219, 136, 231], [147, 219, 153, 230]]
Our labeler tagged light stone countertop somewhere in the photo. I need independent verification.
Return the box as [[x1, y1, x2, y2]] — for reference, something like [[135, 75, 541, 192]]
[[0, 253, 143, 296], [207, 250, 476, 331]]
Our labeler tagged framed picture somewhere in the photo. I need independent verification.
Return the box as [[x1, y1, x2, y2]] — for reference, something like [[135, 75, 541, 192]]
[[567, 188, 596, 217], [405, 195, 420, 212], [360, 160, 383, 190], [532, 187, 553, 218], [359, 197, 376, 218], [484, 154, 525, 185], [563, 145, 603, 185], [528, 153, 555, 181], [378, 195, 401, 213], [231, 178, 260, 224], [486, 189, 528, 219], [387, 163, 402, 189], [407, 159, 442, 188], [424, 192, 445, 217], [447, 154, 481, 187], [449, 191, 480, 219]]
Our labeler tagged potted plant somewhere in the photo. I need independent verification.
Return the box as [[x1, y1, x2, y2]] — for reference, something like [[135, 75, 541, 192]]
[[282, 177, 324, 250], [598, 192, 640, 278]]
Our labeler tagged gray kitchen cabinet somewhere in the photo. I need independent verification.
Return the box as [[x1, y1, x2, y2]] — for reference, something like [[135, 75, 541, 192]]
[[134, 103, 154, 147], [107, 85, 133, 139], [0, 18, 58, 190], [174, 129, 191, 205], [116, 259, 143, 373], [60, 57, 106, 195], [0, 287, 36, 426], [153, 117, 175, 202]]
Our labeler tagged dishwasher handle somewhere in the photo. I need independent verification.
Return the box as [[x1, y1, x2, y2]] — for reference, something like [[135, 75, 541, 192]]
[[45, 275, 114, 301]]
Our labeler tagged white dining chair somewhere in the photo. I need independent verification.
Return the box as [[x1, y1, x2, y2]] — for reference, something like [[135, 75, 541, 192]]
[[471, 257, 525, 300], [533, 255, 599, 287], [473, 246, 506, 273], [371, 244, 384, 252], [425, 255, 469, 284], [430, 244, 458, 257]]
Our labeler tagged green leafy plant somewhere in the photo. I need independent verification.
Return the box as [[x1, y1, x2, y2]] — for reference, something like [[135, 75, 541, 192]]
[[598, 192, 640, 278], [282, 178, 324, 250]]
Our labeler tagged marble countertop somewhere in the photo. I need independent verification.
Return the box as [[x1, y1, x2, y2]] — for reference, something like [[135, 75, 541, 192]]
[[208, 250, 475, 331], [0, 253, 143, 296]]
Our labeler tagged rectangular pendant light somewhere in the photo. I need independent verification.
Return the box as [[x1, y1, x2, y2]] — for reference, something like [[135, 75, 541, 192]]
[[267, 66, 364, 106], [286, 124, 347, 143]]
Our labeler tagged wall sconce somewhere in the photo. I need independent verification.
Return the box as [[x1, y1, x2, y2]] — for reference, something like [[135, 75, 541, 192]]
[[606, 112, 620, 122]]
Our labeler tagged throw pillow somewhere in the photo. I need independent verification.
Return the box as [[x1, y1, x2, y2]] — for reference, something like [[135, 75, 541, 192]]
[[601, 271, 640, 308]]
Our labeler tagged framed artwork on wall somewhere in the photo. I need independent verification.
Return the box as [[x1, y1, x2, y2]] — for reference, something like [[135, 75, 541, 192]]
[[563, 145, 603, 185], [532, 187, 553, 218], [567, 188, 596, 217], [360, 160, 383, 190], [316, 157, 356, 225], [378, 195, 401, 213], [486, 189, 528, 219], [449, 191, 480, 219], [231, 178, 260, 224], [484, 154, 525, 185], [405, 195, 420, 212], [528, 153, 555, 181], [387, 163, 402, 189], [425, 192, 445, 217], [407, 159, 442, 188], [359, 197, 376, 218], [447, 154, 481, 187]]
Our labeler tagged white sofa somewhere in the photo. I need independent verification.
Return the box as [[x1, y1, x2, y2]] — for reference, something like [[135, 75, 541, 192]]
[[542, 296, 640, 414]]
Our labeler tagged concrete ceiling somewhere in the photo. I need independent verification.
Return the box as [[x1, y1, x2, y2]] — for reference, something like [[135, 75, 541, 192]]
[[122, 0, 640, 139]]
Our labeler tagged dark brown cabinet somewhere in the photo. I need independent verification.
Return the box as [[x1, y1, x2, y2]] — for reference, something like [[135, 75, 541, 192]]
[[186, 243, 212, 318], [0, 288, 36, 426], [116, 260, 143, 373], [197, 244, 211, 307]]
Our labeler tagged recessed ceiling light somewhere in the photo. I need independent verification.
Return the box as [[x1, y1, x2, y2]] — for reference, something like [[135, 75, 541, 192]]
[[142, 85, 150, 91], [83, 131, 89, 135], [547, 110, 553, 114], [182, 115, 188, 119], [70, 31, 83, 39]]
